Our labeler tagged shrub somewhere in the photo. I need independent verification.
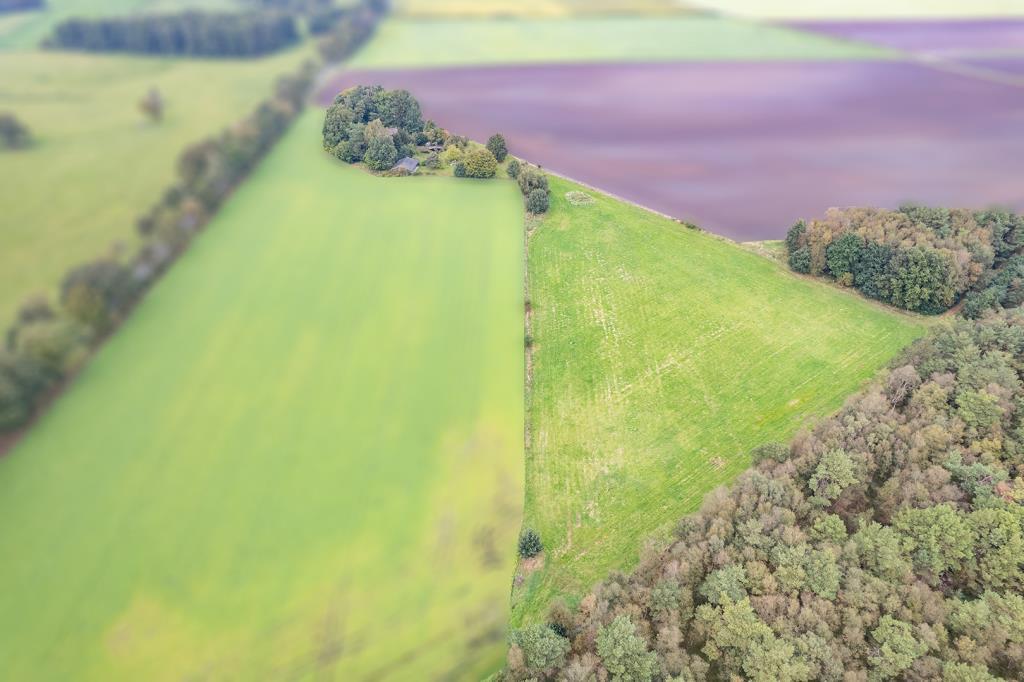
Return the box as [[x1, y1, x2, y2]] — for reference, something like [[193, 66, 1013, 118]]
[[518, 528, 543, 557], [788, 246, 811, 273], [518, 167, 548, 196], [438, 145, 463, 167], [526, 189, 549, 214], [506, 158, 521, 179], [452, 161, 466, 178], [486, 133, 508, 162], [0, 112, 31, 150], [462, 148, 497, 178]]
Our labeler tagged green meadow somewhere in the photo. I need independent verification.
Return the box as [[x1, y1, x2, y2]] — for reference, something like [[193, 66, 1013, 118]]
[[348, 15, 894, 69], [513, 177, 926, 623], [0, 111, 525, 680], [0, 45, 312, 325]]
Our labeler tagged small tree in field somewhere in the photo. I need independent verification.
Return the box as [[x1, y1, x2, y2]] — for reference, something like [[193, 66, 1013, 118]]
[[486, 133, 508, 162], [138, 88, 164, 123], [506, 158, 521, 179], [0, 112, 31, 149], [518, 528, 543, 557]]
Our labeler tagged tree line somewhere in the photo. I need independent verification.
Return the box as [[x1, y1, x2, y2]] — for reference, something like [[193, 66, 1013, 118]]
[[786, 205, 1024, 314], [506, 304, 1024, 681], [315, 0, 387, 62], [0, 0, 44, 12], [0, 61, 316, 433], [43, 11, 300, 57]]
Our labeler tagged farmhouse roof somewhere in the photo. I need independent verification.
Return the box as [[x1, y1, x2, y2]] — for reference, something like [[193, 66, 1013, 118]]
[[394, 156, 419, 173]]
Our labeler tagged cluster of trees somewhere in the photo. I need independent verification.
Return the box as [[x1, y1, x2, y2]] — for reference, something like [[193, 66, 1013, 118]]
[[0, 61, 316, 433], [44, 11, 299, 56], [322, 85, 423, 171], [786, 205, 1024, 314], [509, 160, 550, 214], [0, 0, 44, 11], [0, 112, 31, 149], [315, 0, 386, 62], [508, 306, 1024, 681], [964, 254, 1024, 320]]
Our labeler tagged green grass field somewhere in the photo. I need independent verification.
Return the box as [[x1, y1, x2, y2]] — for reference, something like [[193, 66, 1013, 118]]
[[348, 15, 894, 69], [689, 0, 1024, 19], [0, 111, 525, 681], [513, 178, 926, 623], [0, 45, 313, 327]]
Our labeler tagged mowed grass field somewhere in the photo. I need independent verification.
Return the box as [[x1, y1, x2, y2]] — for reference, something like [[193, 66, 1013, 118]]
[[514, 177, 926, 623], [348, 15, 893, 69], [0, 45, 312, 326], [0, 111, 525, 680], [689, 0, 1024, 19]]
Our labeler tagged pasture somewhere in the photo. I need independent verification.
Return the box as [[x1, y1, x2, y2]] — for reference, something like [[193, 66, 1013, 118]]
[[514, 176, 925, 623], [0, 45, 311, 325], [347, 15, 892, 69], [323, 60, 1024, 240], [0, 111, 525, 680]]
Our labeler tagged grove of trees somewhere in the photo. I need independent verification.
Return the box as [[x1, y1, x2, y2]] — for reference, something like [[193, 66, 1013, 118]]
[[786, 205, 1024, 314], [322, 85, 423, 169], [506, 306, 1024, 681], [0, 61, 316, 433], [44, 11, 299, 57]]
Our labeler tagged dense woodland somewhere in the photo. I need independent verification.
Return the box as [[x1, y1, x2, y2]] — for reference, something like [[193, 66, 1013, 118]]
[[0, 0, 44, 12], [509, 304, 1024, 680], [0, 62, 316, 432], [44, 11, 299, 56], [786, 206, 1024, 314]]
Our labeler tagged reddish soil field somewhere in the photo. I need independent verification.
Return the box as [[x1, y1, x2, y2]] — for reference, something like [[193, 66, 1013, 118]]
[[790, 19, 1024, 56], [321, 62, 1024, 240], [962, 56, 1024, 77]]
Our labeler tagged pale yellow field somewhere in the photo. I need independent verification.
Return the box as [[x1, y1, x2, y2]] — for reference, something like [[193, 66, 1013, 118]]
[[689, 0, 1024, 19], [395, 0, 692, 18]]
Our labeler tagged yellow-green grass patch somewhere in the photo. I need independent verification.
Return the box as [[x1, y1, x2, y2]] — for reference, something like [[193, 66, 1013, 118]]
[[347, 15, 895, 69], [0, 111, 525, 681]]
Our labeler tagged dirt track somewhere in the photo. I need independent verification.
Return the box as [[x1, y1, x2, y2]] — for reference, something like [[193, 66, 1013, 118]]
[[321, 60, 1024, 240]]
